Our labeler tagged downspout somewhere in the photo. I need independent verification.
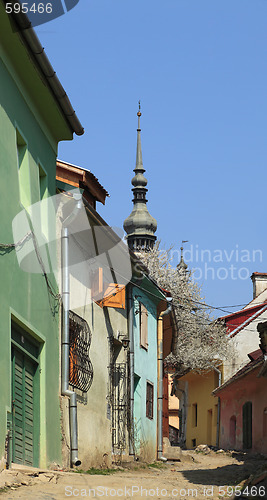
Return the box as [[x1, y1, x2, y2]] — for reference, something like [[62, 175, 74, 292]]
[[157, 298, 172, 461], [127, 284, 135, 457], [61, 193, 82, 467], [212, 366, 222, 448]]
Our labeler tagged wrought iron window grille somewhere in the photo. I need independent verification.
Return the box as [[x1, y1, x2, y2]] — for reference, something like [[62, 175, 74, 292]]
[[69, 310, 93, 393], [109, 361, 128, 453]]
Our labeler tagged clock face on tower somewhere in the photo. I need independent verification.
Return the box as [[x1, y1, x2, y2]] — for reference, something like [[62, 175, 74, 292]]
[[6, 0, 80, 29]]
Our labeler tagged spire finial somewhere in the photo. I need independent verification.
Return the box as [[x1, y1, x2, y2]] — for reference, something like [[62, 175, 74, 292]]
[[177, 240, 189, 272], [123, 103, 157, 251], [137, 100, 141, 130], [136, 101, 143, 167]]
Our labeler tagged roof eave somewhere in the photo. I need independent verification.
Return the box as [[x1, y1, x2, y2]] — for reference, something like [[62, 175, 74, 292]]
[[5, 5, 84, 136]]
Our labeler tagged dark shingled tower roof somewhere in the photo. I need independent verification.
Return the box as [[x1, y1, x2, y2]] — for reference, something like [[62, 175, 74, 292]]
[[123, 103, 157, 251]]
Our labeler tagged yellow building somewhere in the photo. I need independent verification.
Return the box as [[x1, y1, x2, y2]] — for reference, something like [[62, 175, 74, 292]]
[[177, 368, 222, 448], [168, 374, 179, 444]]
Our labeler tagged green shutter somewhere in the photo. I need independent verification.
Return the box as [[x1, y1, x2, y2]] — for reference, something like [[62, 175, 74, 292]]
[[12, 347, 37, 466], [13, 350, 23, 464], [24, 358, 35, 465]]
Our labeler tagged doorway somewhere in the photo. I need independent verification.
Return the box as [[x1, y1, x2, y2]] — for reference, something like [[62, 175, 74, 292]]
[[11, 324, 40, 467], [242, 402, 252, 449], [207, 409, 213, 445]]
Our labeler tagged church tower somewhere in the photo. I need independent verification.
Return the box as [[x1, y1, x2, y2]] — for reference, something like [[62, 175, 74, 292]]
[[123, 103, 157, 251]]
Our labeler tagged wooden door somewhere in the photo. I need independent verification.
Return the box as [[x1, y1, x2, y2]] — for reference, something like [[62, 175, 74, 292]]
[[12, 347, 37, 466], [243, 402, 252, 449]]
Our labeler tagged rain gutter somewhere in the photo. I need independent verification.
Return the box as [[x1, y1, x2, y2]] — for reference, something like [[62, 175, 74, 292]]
[[5, 4, 84, 136], [61, 193, 83, 467], [127, 283, 135, 456], [212, 366, 222, 448], [157, 298, 172, 461]]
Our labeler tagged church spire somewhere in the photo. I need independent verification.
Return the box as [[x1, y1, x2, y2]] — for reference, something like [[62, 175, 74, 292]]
[[177, 241, 188, 273], [123, 103, 157, 251], [136, 101, 143, 169]]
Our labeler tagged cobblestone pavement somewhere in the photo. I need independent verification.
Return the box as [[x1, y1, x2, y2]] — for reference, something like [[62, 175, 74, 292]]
[[0, 451, 266, 500]]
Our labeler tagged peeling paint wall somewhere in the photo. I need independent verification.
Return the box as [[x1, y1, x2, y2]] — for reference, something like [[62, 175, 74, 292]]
[[219, 368, 267, 453], [59, 212, 129, 469]]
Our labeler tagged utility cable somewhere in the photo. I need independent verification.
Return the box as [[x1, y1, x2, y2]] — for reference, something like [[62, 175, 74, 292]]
[[0, 231, 60, 302]]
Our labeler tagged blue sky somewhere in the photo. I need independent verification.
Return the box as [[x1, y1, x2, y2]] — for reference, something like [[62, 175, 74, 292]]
[[36, 0, 267, 315]]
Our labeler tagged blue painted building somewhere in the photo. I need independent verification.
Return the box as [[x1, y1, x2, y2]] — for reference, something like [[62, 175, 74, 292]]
[[131, 278, 165, 460], [123, 105, 170, 460]]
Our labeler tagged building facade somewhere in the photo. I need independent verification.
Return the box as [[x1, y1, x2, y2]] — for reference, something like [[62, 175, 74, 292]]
[[176, 368, 222, 448], [130, 280, 165, 461], [214, 350, 267, 453], [56, 160, 131, 468], [0, 8, 83, 469]]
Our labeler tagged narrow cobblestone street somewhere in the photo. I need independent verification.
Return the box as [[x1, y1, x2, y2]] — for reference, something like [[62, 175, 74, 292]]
[[1, 451, 266, 500]]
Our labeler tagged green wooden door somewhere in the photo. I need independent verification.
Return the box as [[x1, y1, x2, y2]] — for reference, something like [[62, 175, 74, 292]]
[[12, 347, 37, 466]]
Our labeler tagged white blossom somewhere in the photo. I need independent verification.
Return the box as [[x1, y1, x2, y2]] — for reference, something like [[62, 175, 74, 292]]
[[139, 243, 233, 374]]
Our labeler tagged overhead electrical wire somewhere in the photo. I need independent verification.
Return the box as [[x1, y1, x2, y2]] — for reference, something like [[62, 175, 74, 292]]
[[99, 264, 266, 334], [0, 231, 265, 332], [0, 232, 60, 302]]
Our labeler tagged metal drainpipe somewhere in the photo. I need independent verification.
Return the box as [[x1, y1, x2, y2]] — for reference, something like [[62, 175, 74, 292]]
[[127, 284, 135, 457], [61, 193, 82, 467], [157, 298, 172, 461], [212, 366, 222, 449]]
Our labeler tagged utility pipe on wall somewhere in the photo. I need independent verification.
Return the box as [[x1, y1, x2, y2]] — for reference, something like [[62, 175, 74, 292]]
[[127, 284, 135, 456], [157, 298, 172, 461], [61, 193, 82, 467], [212, 366, 222, 449]]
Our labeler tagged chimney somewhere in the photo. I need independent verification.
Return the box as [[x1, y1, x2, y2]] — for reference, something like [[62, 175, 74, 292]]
[[257, 321, 267, 353], [251, 273, 267, 299]]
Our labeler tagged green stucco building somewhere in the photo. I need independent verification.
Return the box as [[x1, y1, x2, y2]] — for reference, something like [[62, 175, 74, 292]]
[[0, 7, 83, 469]]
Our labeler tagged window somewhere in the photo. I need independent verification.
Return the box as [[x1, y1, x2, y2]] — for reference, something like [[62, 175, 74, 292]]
[[139, 302, 148, 349], [69, 311, 93, 392], [37, 163, 49, 239], [192, 403, 198, 427], [207, 409, 213, 445], [38, 164, 47, 200], [90, 267, 104, 302], [16, 129, 31, 207], [146, 382, 154, 419]]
